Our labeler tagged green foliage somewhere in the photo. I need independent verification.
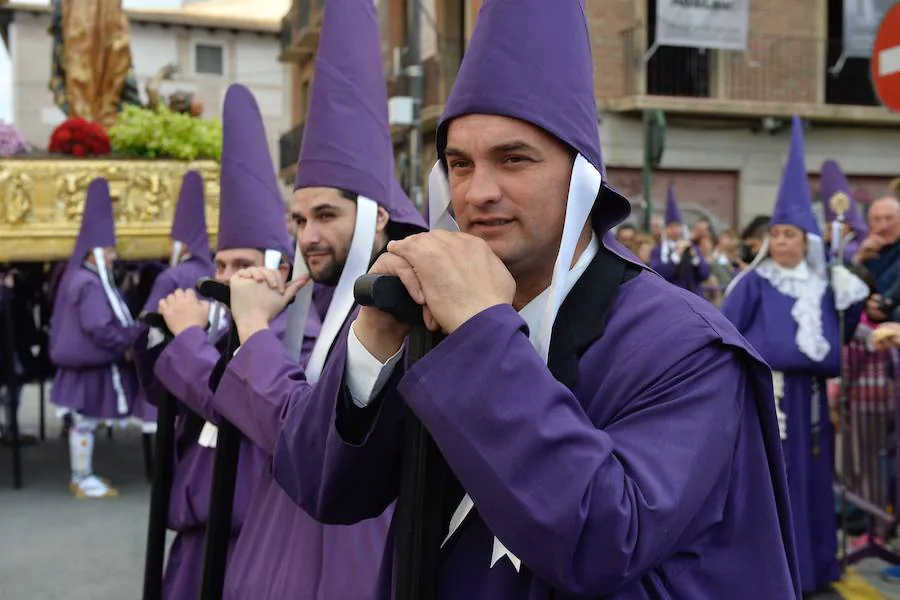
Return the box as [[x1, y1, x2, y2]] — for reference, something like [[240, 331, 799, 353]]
[[108, 105, 222, 161]]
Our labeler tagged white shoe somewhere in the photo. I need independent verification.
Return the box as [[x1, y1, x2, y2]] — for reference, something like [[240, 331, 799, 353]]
[[71, 475, 119, 499]]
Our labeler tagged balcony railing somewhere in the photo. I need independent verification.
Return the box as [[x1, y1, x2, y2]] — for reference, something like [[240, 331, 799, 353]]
[[619, 26, 881, 111], [279, 122, 304, 173]]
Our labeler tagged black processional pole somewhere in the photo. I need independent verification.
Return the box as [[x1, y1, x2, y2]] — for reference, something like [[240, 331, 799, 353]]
[[1, 271, 23, 489], [196, 277, 243, 600], [140, 312, 178, 600], [354, 274, 448, 600]]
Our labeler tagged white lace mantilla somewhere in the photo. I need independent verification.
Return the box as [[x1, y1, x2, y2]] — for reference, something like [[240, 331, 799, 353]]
[[756, 259, 829, 362]]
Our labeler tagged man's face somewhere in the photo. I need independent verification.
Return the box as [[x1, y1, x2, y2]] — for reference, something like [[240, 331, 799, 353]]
[[665, 223, 684, 241], [868, 197, 900, 244], [291, 187, 357, 286], [444, 114, 575, 281], [616, 227, 636, 248], [768, 224, 806, 269], [214, 248, 265, 284], [691, 220, 711, 242]]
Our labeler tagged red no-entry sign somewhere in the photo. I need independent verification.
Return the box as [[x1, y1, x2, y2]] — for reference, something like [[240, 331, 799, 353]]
[[872, 3, 900, 112]]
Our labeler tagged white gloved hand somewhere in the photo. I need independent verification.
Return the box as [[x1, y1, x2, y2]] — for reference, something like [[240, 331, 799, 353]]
[[831, 264, 870, 311]]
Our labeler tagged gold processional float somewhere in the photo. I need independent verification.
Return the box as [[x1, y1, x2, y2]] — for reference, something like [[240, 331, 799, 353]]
[[0, 0, 222, 263]]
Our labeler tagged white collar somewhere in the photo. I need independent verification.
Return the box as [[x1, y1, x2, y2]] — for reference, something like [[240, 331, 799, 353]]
[[519, 232, 599, 343]]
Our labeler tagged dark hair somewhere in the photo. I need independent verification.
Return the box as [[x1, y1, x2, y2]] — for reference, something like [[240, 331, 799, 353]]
[[617, 224, 636, 234], [339, 189, 359, 202], [741, 215, 770, 241]]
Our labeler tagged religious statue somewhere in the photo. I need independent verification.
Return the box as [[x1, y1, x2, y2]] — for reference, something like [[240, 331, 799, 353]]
[[48, 0, 204, 129], [48, 0, 142, 129]]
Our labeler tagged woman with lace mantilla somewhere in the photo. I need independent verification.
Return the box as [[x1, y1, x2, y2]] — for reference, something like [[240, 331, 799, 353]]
[[722, 117, 869, 595]]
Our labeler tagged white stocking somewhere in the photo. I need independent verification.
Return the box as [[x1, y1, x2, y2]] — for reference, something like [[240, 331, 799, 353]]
[[69, 415, 98, 482]]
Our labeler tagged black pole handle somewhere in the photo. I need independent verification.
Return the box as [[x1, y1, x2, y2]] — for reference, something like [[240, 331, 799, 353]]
[[354, 274, 423, 326], [140, 312, 176, 600], [141, 312, 171, 336], [197, 277, 230, 307], [195, 274, 240, 600]]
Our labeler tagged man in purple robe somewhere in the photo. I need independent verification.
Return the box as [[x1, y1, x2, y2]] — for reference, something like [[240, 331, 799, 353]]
[[271, 0, 802, 598], [131, 170, 213, 433], [722, 116, 869, 594], [134, 84, 299, 600], [190, 1, 425, 597], [650, 182, 710, 296], [820, 159, 868, 264], [50, 178, 140, 499]]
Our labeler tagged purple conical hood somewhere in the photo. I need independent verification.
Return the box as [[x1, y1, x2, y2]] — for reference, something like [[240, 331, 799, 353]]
[[171, 170, 212, 263], [665, 183, 682, 225], [771, 116, 819, 236], [217, 84, 292, 258], [68, 178, 116, 272], [436, 0, 602, 174], [820, 159, 868, 238], [294, 0, 423, 235]]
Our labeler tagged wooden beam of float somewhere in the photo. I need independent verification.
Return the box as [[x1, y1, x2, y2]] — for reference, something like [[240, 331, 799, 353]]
[[0, 158, 220, 262]]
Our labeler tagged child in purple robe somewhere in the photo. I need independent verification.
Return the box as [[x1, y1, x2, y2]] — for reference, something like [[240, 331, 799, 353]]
[[49, 178, 141, 499], [649, 182, 710, 296], [723, 117, 870, 594]]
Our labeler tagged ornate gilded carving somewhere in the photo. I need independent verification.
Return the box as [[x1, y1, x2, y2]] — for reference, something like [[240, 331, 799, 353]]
[[58, 171, 94, 219], [0, 158, 220, 261], [0, 168, 34, 224]]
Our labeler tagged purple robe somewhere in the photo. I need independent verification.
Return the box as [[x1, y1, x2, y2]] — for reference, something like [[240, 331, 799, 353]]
[[272, 248, 800, 599], [208, 284, 390, 600], [131, 309, 289, 600], [131, 258, 215, 424], [649, 242, 710, 296], [49, 266, 140, 419], [721, 269, 863, 593]]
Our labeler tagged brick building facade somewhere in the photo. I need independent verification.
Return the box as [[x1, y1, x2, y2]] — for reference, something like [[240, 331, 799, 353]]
[[278, 0, 899, 231]]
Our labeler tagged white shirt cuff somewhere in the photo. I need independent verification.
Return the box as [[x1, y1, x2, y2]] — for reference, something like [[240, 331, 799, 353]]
[[691, 255, 700, 267], [670, 251, 681, 265], [346, 323, 404, 408]]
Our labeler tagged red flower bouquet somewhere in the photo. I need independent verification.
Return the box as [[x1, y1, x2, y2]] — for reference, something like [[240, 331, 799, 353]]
[[49, 118, 111, 157]]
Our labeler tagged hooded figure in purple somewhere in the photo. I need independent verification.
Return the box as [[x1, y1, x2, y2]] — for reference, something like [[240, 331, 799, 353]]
[[820, 159, 868, 263], [131, 171, 214, 432], [722, 116, 869, 594], [133, 84, 299, 600], [650, 182, 710, 295], [201, 1, 425, 597], [50, 178, 141, 499], [271, 0, 801, 598]]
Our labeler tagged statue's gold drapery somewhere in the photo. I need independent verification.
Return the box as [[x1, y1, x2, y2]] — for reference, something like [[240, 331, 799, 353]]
[[60, 0, 134, 129]]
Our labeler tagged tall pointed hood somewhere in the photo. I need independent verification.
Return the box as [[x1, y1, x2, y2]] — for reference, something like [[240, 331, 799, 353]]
[[171, 170, 212, 263], [771, 116, 819, 236], [217, 84, 292, 258], [294, 0, 424, 235], [68, 178, 116, 272], [820, 159, 868, 238], [665, 183, 682, 225], [437, 0, 605, 176]]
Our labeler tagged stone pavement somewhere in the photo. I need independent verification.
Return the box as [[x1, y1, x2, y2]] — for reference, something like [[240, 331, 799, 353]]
[[1, 382, 899, 599]]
